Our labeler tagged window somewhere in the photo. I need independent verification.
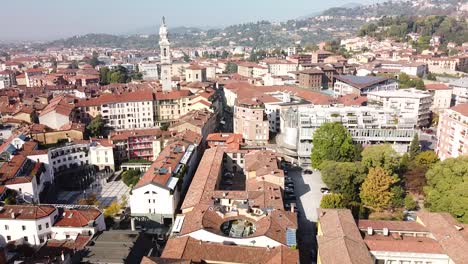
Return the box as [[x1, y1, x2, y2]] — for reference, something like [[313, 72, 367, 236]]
[[39, 236, 44, 243], [4, 225, 8, 230], [7, 236, 11, 241], [148, 199, 151, 203], [38, 224, 42, 231], [22, 225, 26, 231], [46, 222, 49, 228], [24, 236, 28, 242]]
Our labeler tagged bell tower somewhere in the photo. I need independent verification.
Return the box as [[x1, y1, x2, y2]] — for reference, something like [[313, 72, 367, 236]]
[[159, 16, 172, 91]]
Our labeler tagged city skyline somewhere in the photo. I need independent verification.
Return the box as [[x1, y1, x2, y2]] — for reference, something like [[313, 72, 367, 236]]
[[1, 0, 384, 41]]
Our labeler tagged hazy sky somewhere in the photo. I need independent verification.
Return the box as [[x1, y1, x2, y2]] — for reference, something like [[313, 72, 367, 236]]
[[1, 0, 384, 41]]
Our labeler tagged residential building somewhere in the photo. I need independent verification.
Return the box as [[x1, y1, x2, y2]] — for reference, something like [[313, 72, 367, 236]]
[[311, 50, 334, 63], [237, 62, 268, 78], [280, 105, 418, 166], [110, 128, 169, 162], [260, 58, 297, 76], [234, 97, 269, 144], [450, 77, 468, 105], [38, 96, 74, 130], [436, 104, 468, 160], [154, 90, 193, 126], [168, 109, 217, 141], [334, 75, 398, 96], [129, 134, 201, 226], [0, 70, 16, 89], [206, 133, 243, 149], [316, 208, 468, 264], [0, 204, 105, 247], [298, 69, 324, 90], [0, 154, 50, 203], [425, 83, 453, 113], [185, 64, 207, 83], [139, 62, 159, 80], [367, 88, 433, 127], [75, 90, 155, 130], [155, 147, 298, 263]]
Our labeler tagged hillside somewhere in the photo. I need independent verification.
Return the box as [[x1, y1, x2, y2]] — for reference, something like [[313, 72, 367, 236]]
[[42, 0, 465, 49]]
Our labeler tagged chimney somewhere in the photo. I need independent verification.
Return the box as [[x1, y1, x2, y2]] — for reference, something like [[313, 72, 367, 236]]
[[168, 167, 171, 174], [10, 213, 15, 219], [367, 227, 373, 236], [383, 228, 389, 236]]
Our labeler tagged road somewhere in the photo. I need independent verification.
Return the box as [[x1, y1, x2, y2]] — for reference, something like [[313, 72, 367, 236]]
[[289, 168, 325, 264]]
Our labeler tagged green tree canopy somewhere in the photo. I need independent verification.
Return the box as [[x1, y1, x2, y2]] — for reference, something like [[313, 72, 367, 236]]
[[414, 151, 439, 168], [360, 167, 398, 212], [424, 156, 468, 223], [320, 194, 345, 209], [87, 114, 104, 137], [409, 134, 421, 160], [320, 161, 366, 205], [224, 62, 238, 74], [311, 122, 358, 168], [361, 144, 401, 174]]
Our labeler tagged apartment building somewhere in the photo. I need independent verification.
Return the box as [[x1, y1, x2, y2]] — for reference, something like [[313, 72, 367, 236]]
[[185, 64, 207, 83], [317, 208, 468, 264], [0, 70, 16, 89], [280, 105, 418, 166], [39, 96, 74, 130], [169, 109, 217, 141], [0, 204, 105, 247], [334, 75, 398, 96], [138, 62, 159, 80], [154, 90, 193, 126], [450, 77, 468, 105], [237, 62, 268, 78], [436, 104, 468, 160], [259, 58, 298, 76], [153, 147, 298, 263], [130, 134, 201, 226], [234, 97, 269, 144], [367, 88, 433, 127], [311, 50, 334, 63], [110, 128, 169, 162], [75, 90, 155, 130], [425, 83, 453, 113]]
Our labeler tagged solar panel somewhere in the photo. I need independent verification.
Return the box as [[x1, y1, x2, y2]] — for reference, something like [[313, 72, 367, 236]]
[[286, 228, 297, 246]]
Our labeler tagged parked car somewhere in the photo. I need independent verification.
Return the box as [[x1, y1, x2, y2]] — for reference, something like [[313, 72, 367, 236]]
[[303, 169, 313, 174], [320, 187, 330, 194]]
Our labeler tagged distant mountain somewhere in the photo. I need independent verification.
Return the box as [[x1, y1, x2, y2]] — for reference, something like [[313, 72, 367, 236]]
[[41, 0, 464, 49]]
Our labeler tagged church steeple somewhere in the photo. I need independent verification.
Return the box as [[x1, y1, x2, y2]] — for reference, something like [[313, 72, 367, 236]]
[[159, 16, 172, 91]]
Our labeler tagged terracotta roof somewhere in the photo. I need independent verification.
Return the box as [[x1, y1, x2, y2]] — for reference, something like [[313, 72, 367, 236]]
[[425, 83, 450, 90], [76, 90, 154, 107], [317, 209, 373, 264], [110, 128, 166, 141], [39, 95, 74, 117], [0, 204, 56, 220], [134, 141, 189, 189], [357, 219, 428, 233], [186, 64, 206, 70], [417, 211, 468, 264], [156, 90, 192, 101], [450, 103, 468, 117], [334, 75, 393, 90], [161, 237, 298, 264], [363, 234, 444, 254], [170, 110, 214, 130], [54, 208, 102, 227]]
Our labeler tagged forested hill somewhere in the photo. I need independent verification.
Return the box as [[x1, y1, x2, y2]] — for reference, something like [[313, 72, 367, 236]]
[[358, 15, 467, 49]]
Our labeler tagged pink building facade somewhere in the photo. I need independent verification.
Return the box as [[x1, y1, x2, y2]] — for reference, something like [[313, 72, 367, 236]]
[[436, 104, 468, 160]]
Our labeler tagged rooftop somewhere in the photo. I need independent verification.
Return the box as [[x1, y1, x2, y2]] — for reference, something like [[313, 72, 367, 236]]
[[335, 75, 393, 89]]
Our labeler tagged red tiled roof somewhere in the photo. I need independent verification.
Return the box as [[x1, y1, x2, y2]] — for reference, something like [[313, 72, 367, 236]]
[[450, 103, 468, 117], [425, 83, 450, 90], [39, 96, 74, 117], [0, 205, 56, 220], [156, 90, 192, 101], [54, 208, 102, 227], [76, 90, 154, 107]]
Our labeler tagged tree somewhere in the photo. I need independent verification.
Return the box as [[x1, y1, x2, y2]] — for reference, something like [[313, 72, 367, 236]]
[[320, 161, 366, 205], [409, 134, 421, 160], [404, 195, 418, 211], [311, 122, 357, 168], [320, 194, 345, 209], [360, 167, 398, 212], [414, 151, 438, 167], [87, 114, 104, 137], [426, 72, 437, 81], [424, 156, 468, 223], [87, 51, 101, 67], [79, 193, 99, 206], [224, 62, 238, 74], [390, 185, 405, 208], [104, 201, 121, 217], [361, 144, 401, 175], [99, 67, 110, 85], [122, 169, 141, 187]]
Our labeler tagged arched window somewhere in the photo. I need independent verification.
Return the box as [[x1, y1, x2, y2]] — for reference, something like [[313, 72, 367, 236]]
[[163, 48, 167, 57]]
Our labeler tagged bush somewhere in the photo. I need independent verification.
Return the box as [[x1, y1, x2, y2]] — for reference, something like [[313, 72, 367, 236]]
[[122, 170, 141, 187], [404, 195, 418, 211]]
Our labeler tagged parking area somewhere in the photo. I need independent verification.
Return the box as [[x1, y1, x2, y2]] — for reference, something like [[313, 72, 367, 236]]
[[286, 168, 325, 264]]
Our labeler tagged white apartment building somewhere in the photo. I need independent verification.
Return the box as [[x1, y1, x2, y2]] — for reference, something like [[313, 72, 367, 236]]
[[425, 84, 453, 113], [0, 204, 105, 246], [260, 59, 298, 76], [130, 141, 199, 226], [280, 105, 418, 166], [334, 75, 398, 96], [48, 140, 115, 174], [450, 77, 468, 105], [76, 90, 155, 130], [139, 62, 159, 80], [367, 88, 433, 127], [0, 70, 16, 89]]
